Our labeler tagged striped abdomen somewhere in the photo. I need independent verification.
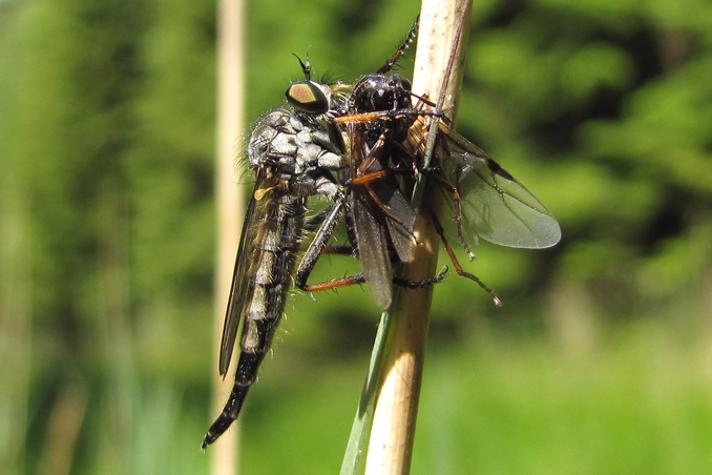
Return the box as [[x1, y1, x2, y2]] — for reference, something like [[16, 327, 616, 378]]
[[203, 191, 305, 446]]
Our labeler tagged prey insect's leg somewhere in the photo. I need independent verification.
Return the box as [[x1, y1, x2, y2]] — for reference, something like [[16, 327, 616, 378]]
[[428, 207, 502, 307], [409, 91, 436, 108], [430, 172, 476, 260], [377, 16, 419, 74], [356, 131, 387, 176]]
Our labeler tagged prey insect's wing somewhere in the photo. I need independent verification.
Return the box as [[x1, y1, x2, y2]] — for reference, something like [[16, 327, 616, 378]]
[[218, 183, 261, 376], [363, 154, 417, 263], [349, 129, 398, 310], [440, 124, 561, 249], [383, 188, 416, 263]]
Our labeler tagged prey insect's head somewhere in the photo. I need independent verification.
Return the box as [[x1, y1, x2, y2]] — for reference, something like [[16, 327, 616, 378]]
[[352, 73, 412, 113], [285, 53, 331, 114]]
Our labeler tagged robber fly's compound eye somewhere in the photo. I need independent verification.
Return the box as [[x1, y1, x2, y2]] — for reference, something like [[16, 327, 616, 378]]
[[285, 81, 330, 114]]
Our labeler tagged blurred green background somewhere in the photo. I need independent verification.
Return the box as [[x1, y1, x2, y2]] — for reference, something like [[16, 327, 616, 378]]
[[1, 0, 711, 473]]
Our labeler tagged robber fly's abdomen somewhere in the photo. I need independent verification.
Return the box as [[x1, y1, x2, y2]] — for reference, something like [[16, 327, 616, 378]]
[[240, 193, 305, 367], [203, 192, 305, 447]]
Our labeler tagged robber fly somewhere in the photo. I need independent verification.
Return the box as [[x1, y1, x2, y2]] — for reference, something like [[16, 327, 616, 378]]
[[202, 80, 350, 447]]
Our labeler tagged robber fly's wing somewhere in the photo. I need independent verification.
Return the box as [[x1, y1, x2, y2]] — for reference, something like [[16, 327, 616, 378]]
[[350, 133, 394, 309], [439, 125, 561, 249], [352, 189, 393, 309], [218, 186, 261, 376]]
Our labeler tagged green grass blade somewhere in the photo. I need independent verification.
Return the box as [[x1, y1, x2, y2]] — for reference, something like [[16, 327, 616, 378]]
[[339, 310, 392, 475]]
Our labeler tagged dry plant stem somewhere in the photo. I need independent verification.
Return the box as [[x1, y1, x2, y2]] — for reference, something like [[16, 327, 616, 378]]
[[364, 1, 471, 474], [211, 0, 245, 473], [38, 383, 88, 475]]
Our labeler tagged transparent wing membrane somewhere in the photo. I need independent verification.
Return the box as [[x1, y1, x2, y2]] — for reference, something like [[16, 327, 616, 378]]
[[439, 126, 561, 249], [456, 151, 561, 249]]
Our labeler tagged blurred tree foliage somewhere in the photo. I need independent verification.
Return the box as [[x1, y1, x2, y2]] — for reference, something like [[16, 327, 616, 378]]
[[1, 0, 710, 473]]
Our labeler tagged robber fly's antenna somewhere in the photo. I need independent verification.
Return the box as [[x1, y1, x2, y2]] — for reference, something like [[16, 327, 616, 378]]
[[292, 52, 312, 80], [377, 15, 420, 74]]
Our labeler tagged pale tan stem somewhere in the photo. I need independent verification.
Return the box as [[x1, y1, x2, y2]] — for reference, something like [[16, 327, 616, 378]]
[[364, 1, 471, 474], [211, 0, 245, 473]]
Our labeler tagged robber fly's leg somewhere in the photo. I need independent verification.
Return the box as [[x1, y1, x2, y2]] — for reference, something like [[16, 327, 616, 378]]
[[297, 189, 433, 293], [294, 192, 347, 290], [344, 210, 359, 257], [298, 200, 366, 292], [307, 269, 449, 292], [302, 273, 368, 292], [306, 210, 359, 256], [299, 194, 445, 291], [297, 223, 368, 292], [295, 175, 372, 292], [393, 266, 449, 289], [306, 268, 449, 293], [322, 245, 355, 256], [304, 206, 332, 232], [427, 207, 502, 307], [334, 109, 446, 126]]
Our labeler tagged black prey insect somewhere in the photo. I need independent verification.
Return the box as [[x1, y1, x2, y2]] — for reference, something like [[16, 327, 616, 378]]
[[334, 14, 561, 304]]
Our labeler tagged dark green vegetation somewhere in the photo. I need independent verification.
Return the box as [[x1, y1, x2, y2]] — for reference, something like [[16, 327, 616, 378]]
[[1, 0, 711, 473]]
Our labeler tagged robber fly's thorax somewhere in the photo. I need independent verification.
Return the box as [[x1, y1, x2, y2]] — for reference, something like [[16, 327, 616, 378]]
[[247, 109, 347, 198]]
